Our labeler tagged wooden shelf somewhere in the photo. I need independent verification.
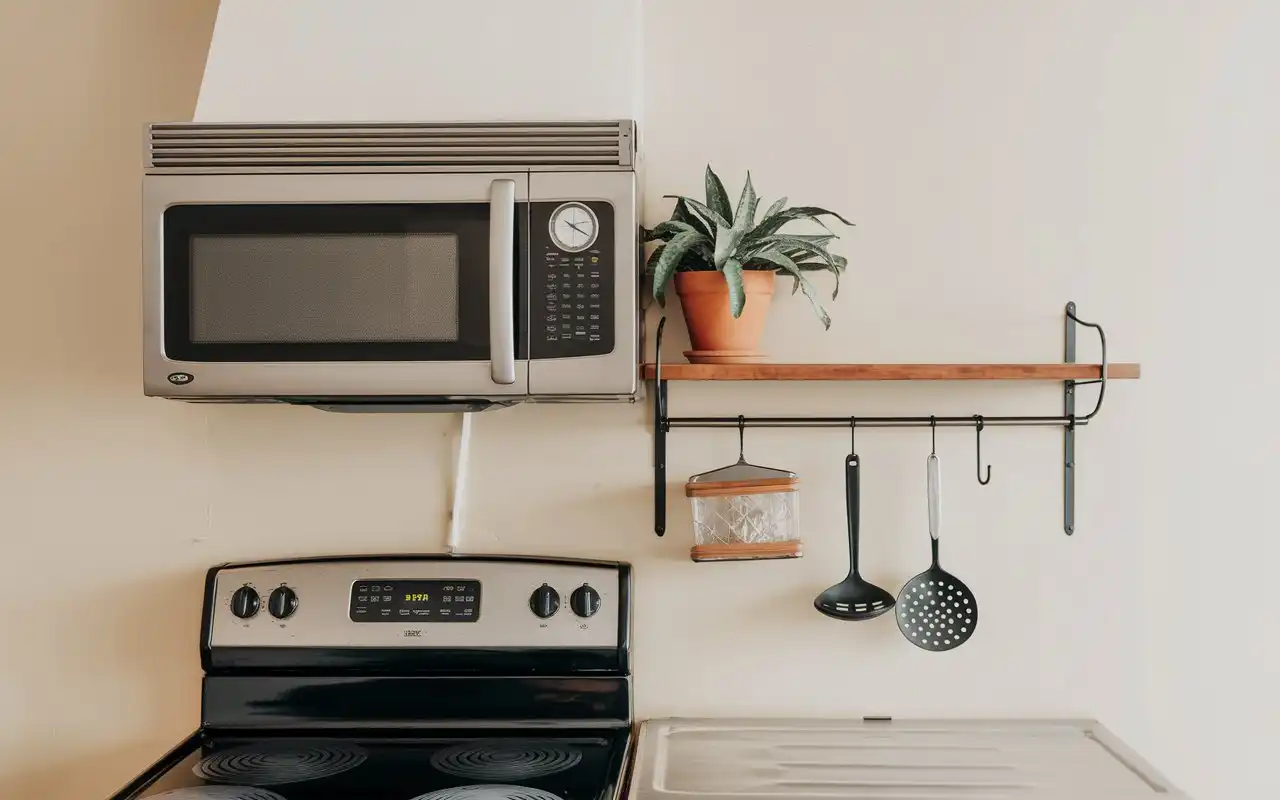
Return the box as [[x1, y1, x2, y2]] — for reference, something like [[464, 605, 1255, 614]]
[[642, 362, 1141, 381], [647, 304, 1132, 537]]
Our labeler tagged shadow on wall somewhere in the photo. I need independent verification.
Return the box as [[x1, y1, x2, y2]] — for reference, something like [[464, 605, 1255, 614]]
[[0, 568, 209, 799], [0, 2, 221, 800], [0, 742, 176, 800], [0, 0, 217, 397]]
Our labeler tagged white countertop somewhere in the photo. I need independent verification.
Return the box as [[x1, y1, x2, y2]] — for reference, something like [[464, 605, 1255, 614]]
[[629, 718, 1187, 800]]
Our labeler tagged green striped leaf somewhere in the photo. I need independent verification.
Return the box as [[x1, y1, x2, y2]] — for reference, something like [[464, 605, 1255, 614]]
[[761, 196, 788, 223], [733, 172, 759, 234], [670, 198, 713, 238], [784, 206, 855, 226], [647, 220, 702, 241], [750, 248, 832, 329], [722, 257, 747, 318], [704, 166, 733, 222], [768, 235, 838, 271], [664, 194, 729, 230], [746, 206, 853, 241], [651, 230, 706, 305]]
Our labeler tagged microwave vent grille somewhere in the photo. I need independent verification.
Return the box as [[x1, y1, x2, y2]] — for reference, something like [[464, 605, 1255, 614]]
[[147, 121, 635, 172]]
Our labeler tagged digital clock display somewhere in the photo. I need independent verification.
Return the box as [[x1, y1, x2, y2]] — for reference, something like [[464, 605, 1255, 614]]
[[349, 579, 481, 623]]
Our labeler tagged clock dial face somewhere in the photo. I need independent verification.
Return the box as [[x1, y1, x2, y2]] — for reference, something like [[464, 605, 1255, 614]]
[[548, 202, 598, 253]]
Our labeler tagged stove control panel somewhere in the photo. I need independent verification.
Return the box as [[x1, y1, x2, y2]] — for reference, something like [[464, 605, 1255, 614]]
[[207, 557, 625, 650], [349, 578, 480, 623]]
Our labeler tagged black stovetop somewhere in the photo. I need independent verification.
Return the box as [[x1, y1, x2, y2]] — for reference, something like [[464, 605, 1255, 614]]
[[129, 730, 630, 800]]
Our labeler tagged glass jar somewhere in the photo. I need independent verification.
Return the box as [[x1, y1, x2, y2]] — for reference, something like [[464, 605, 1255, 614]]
[[685, 461, 800, 562]]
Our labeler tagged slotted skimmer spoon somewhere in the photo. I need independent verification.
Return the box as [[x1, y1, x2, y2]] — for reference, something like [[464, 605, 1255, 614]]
[[815, 453, 896, 621], [896, 451, 978, 650]]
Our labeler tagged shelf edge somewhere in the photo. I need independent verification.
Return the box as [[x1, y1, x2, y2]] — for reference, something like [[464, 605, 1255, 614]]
[[640, 363, 1142, 381]]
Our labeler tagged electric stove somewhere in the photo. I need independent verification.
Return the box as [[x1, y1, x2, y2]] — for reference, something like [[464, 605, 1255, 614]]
[[108, 555, 632, 800]]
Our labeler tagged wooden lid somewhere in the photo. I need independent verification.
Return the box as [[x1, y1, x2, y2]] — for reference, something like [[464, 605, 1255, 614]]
[[691, 541, 803, 561], [685, 476, 799, 498]]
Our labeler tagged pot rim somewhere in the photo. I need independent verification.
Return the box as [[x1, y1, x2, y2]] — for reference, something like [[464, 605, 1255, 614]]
[[674, 269, 776, 292]]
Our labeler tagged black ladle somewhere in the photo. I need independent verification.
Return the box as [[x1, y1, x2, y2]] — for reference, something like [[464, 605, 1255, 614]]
[[814, 453, 896, 620]]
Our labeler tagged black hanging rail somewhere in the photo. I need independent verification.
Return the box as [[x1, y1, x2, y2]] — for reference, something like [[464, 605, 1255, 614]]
[[650, 302, 1116, 538]]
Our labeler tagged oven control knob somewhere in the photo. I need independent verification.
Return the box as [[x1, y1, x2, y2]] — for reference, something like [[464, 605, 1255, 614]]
[[570, 584, 601, 618], [268, 586, 299, 619], [230, 585, 261, 619], [529, 584, 560, 618]]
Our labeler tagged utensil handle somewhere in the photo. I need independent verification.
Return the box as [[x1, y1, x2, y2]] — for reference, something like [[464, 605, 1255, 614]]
[[927, 453, 940, 541], [846, 454, 860, 574]]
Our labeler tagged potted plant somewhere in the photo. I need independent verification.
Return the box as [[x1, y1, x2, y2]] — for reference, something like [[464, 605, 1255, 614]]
[[645, 166, 852, 363]]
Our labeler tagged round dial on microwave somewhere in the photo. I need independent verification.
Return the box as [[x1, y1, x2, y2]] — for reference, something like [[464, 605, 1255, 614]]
[[548, 202, 599, 253]]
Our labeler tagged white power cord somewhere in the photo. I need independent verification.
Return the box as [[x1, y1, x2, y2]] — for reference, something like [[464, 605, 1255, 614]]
[[446, 412, 473, 554]]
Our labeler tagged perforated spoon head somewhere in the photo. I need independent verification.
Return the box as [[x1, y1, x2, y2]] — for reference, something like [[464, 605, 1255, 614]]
[[896, 568, 977, 650]]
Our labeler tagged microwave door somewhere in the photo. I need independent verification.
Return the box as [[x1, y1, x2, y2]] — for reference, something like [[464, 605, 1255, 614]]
[[143, 172, 531, 400]]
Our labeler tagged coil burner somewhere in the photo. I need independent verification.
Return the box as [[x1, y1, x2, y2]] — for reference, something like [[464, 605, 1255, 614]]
[[193, 741, 367, 786], [411, 786, 567, 800], [431, 741, 584, 781], [149, 788, 287, 800]]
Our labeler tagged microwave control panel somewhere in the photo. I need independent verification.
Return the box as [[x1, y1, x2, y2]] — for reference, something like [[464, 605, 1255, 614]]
[[530, 200, 615, 359]]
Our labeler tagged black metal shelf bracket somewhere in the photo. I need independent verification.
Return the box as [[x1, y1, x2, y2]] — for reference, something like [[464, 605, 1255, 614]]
[[653, 317, 670, 536], [1064, 304, 1077, 536], [650, 302, 1109, 538], [1063, 301, 1108, 535]]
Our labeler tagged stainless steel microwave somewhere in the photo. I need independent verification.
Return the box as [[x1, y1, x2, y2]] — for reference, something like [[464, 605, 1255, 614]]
[[142, 120, 640, 411]]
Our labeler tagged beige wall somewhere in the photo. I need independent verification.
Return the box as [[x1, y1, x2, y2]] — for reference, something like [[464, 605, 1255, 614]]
[[0, 2, 218, 797], [1, 3, 1277, 800]]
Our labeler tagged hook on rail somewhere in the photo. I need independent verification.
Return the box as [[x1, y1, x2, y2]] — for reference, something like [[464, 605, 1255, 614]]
[[973, 415, 992, 485]]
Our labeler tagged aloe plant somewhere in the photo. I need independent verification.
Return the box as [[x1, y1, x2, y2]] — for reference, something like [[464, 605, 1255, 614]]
[[644, 166, 852, 329]]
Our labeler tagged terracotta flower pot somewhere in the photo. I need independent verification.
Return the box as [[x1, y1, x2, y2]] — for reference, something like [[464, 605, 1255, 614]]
[[674, 270, 776, 363]]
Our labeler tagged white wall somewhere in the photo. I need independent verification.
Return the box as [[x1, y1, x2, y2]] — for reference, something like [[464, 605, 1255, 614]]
[[2, 2, 1276, 799], [196, 0, 643, 121]]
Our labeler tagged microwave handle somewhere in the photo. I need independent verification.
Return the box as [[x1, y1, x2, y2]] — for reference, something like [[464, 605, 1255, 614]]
[[488, 179, 517, 385]]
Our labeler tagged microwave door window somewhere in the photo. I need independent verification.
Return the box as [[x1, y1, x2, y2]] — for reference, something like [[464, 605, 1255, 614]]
[[189, 233, 460, 345], [161, 203, 525, 364]]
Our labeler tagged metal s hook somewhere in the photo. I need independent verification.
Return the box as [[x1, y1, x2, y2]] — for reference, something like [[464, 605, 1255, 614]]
[[737, 415, 746, 463], [929, 416, 937, 455], [974, 415, 992, 485], [850, 416, 857, 454]]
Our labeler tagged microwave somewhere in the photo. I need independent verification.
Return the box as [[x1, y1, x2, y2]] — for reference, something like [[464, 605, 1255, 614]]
[[142, 120, 641, 411]]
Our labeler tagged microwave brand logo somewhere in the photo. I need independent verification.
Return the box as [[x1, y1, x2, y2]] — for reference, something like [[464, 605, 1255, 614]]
[[167, 372, 194, 385], [403, 629, 423, 638]]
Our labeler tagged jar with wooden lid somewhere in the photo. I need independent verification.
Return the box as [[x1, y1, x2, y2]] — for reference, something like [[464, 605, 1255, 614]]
[[685, 459, 801, 562]]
